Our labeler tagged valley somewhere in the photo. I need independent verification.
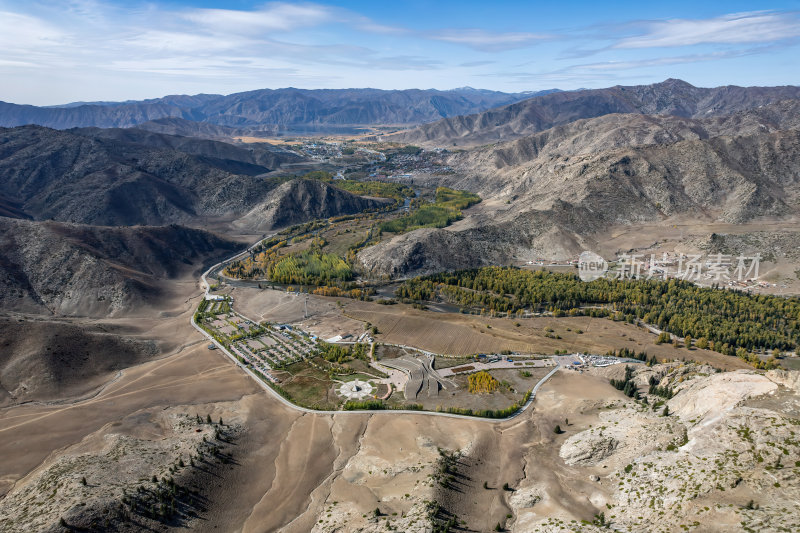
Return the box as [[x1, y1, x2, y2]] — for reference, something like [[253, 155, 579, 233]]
[[2, 78, 800, 533]]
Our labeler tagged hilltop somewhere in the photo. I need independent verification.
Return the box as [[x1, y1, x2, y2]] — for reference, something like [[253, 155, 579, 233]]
[[0, 126, 388, 229]]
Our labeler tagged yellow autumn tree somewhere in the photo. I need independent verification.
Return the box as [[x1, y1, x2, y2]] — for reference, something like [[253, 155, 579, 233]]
[[468, 371, 499, 394]]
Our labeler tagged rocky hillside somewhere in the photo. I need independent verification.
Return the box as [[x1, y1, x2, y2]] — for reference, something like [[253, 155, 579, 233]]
[[0, 100, 188, 130], [70, 126, 302, 175], [359, 107, 800, 276], [357, 226, 511, 278], [234, 179, 392, 233], [131, 117, 269, 141], [385, 79, 800, 147], [546, 363, 800, 533], [194, 87, 538, 128], [454, 100, 800, 171], [0, 217, 240, 316], [0, 88, 541, 130], [0, 125, 286, 225]]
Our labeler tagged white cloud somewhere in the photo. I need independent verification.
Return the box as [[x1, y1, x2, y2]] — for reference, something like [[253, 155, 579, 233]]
[[181, 2, 334, 35], [567, 49, 763, 72], [616, 11, 800, 49], [430, 29, 552, 51], [127, 30, 257, 53], [0, 11, 66, 49], [109, 56, 299, 78]]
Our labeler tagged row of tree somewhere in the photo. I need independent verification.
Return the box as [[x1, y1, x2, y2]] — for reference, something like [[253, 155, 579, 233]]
[[397, 267, 800, 354]]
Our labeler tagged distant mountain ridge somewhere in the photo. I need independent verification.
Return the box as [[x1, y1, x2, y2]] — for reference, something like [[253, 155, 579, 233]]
[[0, 88, 549, 130], [383, 79, 800, 147]]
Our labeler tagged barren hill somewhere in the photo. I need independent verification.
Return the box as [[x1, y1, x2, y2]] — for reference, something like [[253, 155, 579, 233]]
[[0, 125, 281, 225], [234, 179, 393, 233], [0, 317, 159, 404], [130, 117, 268, 141], [0, 217, 241, 316], [384, 79, 800, 147], [359, 107, 800, 276], [70, 126, 302, 175], [0, 125, 385, 229]]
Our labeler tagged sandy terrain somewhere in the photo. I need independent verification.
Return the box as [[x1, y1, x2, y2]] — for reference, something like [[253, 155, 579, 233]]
[[0, 268, 631, 532], [1, 262, 791, 533], [331, 299, 749, 371]]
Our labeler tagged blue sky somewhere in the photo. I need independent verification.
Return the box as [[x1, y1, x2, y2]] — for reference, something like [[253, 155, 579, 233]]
[[1, 1, 799, 105]]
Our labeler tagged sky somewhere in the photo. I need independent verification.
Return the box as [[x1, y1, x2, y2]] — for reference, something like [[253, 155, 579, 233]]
[[1, 0, 799, 105]]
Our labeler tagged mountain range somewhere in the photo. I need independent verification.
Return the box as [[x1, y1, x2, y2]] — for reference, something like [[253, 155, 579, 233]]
[[0, 87, 549, 131], [358, 96, 800, 276], [383, 79, 800, 147], [3, 78, 800, 308]]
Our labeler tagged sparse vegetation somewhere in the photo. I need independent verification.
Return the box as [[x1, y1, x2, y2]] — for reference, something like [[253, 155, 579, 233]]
[[379, 187, 480, 233], [302, 171, 415, 203], [398, 267, 797, 366]]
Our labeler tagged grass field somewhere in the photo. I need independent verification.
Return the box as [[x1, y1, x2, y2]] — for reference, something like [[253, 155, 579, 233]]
[[341, 300, 752, 370], [276, 361, 339, 410], [378, 187, 481, 234]]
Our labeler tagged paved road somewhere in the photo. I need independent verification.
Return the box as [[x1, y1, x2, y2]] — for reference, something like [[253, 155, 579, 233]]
[[438, 358, 554, 377], [193, 241, 562, 421]]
